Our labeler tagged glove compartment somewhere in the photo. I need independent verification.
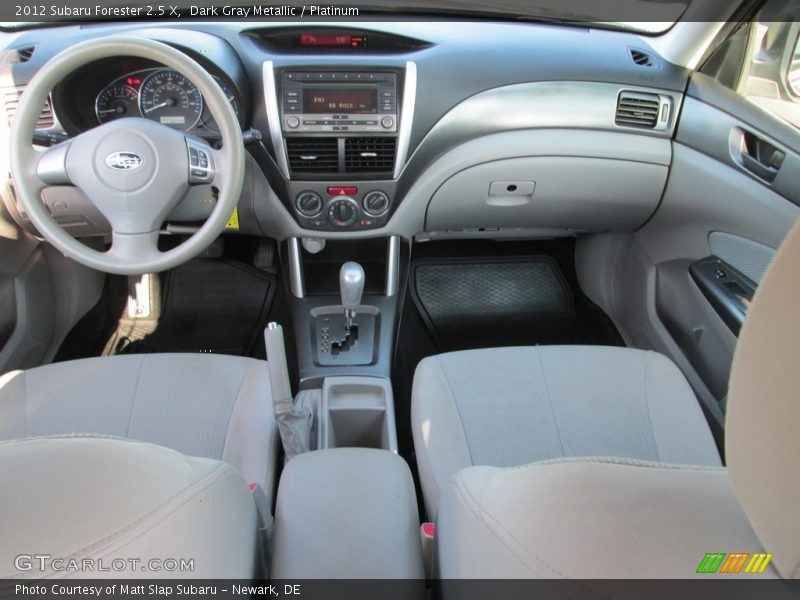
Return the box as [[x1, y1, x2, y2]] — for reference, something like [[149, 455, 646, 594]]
[[424, 156, 667, 234]]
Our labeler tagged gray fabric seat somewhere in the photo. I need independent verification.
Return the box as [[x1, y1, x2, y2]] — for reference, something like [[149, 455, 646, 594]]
[[433, 219, 800, 580], [412, 345, 720, 517], [0, 353, 278, 496], [0, 436, 263, 579]]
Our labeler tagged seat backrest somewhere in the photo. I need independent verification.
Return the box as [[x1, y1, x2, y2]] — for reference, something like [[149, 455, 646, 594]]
[[726, 218, 800, 579], [0, 435, 262, 579]]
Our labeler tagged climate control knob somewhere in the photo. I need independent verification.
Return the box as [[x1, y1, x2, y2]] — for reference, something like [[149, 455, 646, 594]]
[[362, 190, 390, 217], [295, 191, 323, 218], [328, 197, 360, 228]]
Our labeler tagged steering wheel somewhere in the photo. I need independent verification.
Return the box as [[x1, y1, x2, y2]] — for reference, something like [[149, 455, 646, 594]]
[[9, 36, 245, 275]]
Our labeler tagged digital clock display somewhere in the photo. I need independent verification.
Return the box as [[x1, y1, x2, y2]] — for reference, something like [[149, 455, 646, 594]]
[[302, 88, 377, 114], [298, 34, 367, 48]]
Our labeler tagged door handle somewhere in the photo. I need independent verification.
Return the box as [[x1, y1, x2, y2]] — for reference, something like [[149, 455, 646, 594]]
[[740, 152, 780, 181], [731, 128, 785, 183]]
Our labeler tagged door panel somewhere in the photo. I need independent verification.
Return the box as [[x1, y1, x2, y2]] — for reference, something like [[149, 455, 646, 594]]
[[627, 72, 800, 431], [708, 231, 776, 283]]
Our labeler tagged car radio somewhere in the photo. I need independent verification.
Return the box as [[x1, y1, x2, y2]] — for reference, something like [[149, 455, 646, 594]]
[[281, 71, 398, 133]]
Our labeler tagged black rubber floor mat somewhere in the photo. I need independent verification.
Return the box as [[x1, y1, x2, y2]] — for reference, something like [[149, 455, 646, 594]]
[[123, 259, 275, 356], [411, 257, 585, 351]]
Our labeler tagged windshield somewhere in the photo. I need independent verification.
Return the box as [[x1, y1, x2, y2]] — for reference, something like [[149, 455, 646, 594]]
[[1, 0, 690, 33]]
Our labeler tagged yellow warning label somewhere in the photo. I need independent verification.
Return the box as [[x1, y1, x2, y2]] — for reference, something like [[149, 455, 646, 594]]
[[225, 207, 240, 230]]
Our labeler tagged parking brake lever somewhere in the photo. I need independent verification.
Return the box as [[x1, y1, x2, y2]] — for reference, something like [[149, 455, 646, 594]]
[[265, 322, 311, 460]]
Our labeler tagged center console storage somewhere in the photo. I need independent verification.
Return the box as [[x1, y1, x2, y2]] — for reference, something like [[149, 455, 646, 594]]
[[270, 448, 425, 583], [320, 376, 398, 452]]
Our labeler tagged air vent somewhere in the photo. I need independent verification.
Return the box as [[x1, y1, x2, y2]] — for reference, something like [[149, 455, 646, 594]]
[[344, 137, 397, 173], [1, 46, 36, 65], [629, 48, 655, 67], [3, 87, 55, 129], [615, 91, 661, 129], [286, 137, 339, 173]]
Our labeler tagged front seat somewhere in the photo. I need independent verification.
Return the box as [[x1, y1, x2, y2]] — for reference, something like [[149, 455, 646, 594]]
[[412, 344, 721, 518], [0, 353, 278, 494], [430, 220, 800, 580]]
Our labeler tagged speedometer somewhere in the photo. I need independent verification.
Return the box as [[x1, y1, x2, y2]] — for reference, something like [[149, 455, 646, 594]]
[[139, 69, 203, 130]]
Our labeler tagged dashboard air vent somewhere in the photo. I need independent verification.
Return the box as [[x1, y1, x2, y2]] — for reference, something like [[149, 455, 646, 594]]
[[615, 91, 661, 129], [629, 49, 655, 67], [3, 87, 55, 129], [1, 46, 36, 64], [286, 137, 339, 174], [344, 137, 397, 173]]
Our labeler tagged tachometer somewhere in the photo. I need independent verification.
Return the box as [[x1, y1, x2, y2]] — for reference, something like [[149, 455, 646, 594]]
[[95, 84, 139, 124], [139, 69, 203, 130]]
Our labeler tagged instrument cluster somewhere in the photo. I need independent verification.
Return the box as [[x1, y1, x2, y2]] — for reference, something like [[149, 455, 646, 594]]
[[93, 67, 240, 135]]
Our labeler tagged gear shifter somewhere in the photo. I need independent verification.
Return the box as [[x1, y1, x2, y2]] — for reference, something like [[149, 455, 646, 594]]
[[340, 262, 365, 331]]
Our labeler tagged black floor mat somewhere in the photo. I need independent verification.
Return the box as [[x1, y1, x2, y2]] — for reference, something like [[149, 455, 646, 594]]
[[410, 255, 617, 352], [122, 259, 276, 356], [412, 257, 575, 351]]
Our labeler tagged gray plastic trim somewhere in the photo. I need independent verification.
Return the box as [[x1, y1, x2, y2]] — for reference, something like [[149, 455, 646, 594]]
[[287, 236, 304, 298], [393, 61, 416, 179], [262, 60, 291, 180], [679, 84, 800, 207], [400, 81, 682, 182], [385, 236, 400, 297]]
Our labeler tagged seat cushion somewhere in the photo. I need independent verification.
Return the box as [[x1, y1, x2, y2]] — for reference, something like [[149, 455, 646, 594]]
[[436, 459, 774, 579], [412, 345, 721, 517], [0, 353, 278, 496], [0, 436, 261, 579]]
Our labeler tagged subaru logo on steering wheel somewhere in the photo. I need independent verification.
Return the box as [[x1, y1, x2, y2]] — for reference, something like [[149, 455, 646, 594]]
[[105, 151, 143, 171]]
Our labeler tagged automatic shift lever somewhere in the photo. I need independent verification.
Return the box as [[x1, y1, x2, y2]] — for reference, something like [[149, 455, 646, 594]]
[[340, 262, 365, 331]]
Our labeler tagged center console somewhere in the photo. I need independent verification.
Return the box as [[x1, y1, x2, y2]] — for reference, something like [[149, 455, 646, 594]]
[[262, 60, 416, 232], [260, 55, 422, 577]]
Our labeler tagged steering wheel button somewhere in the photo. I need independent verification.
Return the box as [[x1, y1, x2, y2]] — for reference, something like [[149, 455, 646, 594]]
[[189, 147, 199, 166], [191, 168, 207, 178]]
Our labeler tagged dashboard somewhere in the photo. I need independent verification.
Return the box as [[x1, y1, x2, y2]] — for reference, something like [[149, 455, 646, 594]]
[[0, 21, 690, 242]]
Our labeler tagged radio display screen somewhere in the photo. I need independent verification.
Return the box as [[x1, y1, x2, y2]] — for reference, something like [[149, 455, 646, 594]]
[[302, 88, 377, 114]]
